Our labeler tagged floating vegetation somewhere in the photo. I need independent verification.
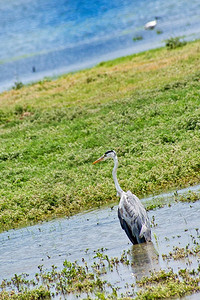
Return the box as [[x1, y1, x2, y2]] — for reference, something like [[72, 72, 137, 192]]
[[0, 287, 51, 300], [132, 35, 143, 42], [162, 245, 200, 261], [136, 233, 200, 298], [144, 189, 200, 212], [1, 235, 200, 300], [136, 269, 200, 299], [162, 232, 200, 261], [175, 191, 200, 203], [145, 198, 166, 211], [0, 249, 132, 299]]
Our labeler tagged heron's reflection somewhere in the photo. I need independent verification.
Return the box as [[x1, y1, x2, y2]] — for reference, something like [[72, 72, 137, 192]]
[[130, 242, 160, 280]]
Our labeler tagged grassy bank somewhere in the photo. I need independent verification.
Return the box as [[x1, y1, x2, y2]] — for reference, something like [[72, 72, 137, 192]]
[[0, 40, 200, 232]]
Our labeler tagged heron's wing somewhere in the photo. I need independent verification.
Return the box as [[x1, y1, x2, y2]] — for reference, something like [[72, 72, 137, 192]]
[[118, 208, 138, 244], [118, 191, 151, 243]]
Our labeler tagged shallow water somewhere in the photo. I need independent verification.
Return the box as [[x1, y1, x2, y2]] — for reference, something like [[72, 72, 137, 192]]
[[0, 0, 200, 91], [0, 185, 199, 298]]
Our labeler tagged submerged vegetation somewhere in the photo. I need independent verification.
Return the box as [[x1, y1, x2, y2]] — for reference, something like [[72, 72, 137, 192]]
[[132, 35, 143, 41], [0, 40, 200, 232], [0, 231, 200, 299]]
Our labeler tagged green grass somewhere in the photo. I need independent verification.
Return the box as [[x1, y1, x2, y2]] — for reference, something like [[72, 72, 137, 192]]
[[0, 40, 200, 232]]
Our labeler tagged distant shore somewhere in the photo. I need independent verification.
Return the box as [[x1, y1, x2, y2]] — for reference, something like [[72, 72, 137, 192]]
[[0, 38, 163, 93], [1, 32, 200, 94]]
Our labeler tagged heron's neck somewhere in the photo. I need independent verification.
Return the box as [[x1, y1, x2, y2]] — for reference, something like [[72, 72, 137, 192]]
[[112, 156, 123, 196]]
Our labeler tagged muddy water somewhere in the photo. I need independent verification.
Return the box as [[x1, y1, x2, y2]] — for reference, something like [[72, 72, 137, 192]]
[[0, 185, 200, 297]]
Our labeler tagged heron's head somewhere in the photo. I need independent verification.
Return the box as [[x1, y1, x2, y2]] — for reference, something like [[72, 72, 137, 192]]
[[93, 150, 116, 164]]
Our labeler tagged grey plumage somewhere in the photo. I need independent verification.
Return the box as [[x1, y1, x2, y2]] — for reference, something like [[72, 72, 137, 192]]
[[118, 191, 151, 244], [93, 150, 151, 244]]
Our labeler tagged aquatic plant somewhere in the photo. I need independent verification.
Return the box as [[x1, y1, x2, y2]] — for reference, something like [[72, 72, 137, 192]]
[[175, 191, 200, 203], [13, 81, 24, 90], [1, 236, 200, 300], [136, 269, 200, 299], [165, 37, 187, 49], [1, 203, 199, 299], [132, 35, 143, 42], [0, 287, 51, 299]]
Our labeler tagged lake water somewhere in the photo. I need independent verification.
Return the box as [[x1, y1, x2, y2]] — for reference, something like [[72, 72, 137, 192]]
[[0, 0, 200, 91], [0, 184, 199, 298]]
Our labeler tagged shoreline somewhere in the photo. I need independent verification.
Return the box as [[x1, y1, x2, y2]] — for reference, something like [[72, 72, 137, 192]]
[[0, 39, 164, 93], [1, 31, 200, 94]]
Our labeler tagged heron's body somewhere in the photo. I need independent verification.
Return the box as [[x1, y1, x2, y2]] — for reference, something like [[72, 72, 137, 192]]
[[93, 150, 151, 244], [118, 191, 151, 244]]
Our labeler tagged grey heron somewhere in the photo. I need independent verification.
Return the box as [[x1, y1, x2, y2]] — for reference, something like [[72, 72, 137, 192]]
[[93, 150, 151, 244]]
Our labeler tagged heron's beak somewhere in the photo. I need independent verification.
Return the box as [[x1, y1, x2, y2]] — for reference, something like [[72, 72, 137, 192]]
[[92, 155, 104, 164]]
